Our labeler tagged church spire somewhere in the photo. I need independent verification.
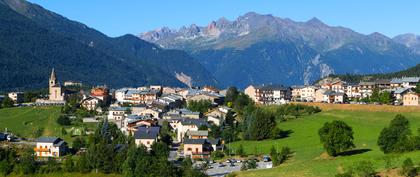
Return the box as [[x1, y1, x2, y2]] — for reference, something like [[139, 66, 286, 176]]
[[49, 68, 57, 86]]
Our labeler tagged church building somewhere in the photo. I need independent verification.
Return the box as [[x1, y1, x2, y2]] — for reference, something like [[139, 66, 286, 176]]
[[49, 68, 66, 101]]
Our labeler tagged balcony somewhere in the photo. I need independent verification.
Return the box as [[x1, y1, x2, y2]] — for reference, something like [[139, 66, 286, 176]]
[[34, 148, 50, 152]]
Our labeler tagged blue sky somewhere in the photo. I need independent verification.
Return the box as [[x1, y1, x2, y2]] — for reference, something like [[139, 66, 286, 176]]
[[28, 0, 420, 38]]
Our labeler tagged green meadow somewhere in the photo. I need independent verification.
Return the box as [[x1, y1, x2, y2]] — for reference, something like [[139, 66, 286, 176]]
[[0, 106, 96, 144], [230, 110, 420, 177]]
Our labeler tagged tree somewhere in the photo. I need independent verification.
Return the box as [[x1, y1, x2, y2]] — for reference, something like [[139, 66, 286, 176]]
[[63, 157, 75, 172], [225, 87, 239, 104], [57, 115, 71, 126], [1, 97, 14, 108], [416, 82, 420, 93], [247, 108, 276, 140], [209, 124, 221, 138], [0, 160, 13, 177], [270, 146, 279, 166], [72, 137, 85, 152], [377, 114, 412, 153], [401, 158, 417, 177], [318, 121, 355, 156], [15, 148, 37, 175]]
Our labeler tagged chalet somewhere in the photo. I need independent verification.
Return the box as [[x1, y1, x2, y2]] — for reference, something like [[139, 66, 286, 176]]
[[403, 92, 419, 106], [183, 139, 212, 159], [34, 137, 67, 158], [134, 126, 160, 150]]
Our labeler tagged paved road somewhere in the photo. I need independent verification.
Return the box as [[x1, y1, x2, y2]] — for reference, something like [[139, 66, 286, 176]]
[[206, 161, 272, 177]]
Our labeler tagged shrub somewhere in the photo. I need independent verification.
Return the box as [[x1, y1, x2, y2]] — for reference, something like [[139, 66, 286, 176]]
[[401, 158, 417, 177], [377, 114, 413, 153], [319, 121, 355, 156], [57, 115, 71, 126]]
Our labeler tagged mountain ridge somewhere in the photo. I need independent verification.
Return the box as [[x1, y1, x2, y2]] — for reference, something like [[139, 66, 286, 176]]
[[0, 0, 218, 91], [139, 12, 420, 89]]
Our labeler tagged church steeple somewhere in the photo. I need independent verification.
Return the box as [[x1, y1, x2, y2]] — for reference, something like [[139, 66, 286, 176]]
[[49, 68, 57, 86]]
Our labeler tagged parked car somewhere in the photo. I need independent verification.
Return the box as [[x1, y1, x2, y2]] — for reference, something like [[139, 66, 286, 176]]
[[263, 155, 271, 162]]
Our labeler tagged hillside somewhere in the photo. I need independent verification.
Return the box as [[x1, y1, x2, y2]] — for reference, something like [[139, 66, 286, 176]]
[[231, 108, 420, 177], [140, 12, 420, 89], [325, 63, 420, 83], [0, 0, 217, 91]]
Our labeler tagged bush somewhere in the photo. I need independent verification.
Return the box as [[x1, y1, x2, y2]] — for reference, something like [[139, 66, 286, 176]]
[[57, 115, 71, 126], [270, 146, 292, 167], [377, 114, 413, 153], [236, 144, 245, 157], [241, 159, 257, 171], [319, 121, 355, 156], [211, 150, 224, 159], [401, 158, 417, 177], [352, 161, 376, 177]]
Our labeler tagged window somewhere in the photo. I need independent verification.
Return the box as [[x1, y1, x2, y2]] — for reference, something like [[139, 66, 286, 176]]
[[147, 141, 150, 144], [187, 148, 192, 151]]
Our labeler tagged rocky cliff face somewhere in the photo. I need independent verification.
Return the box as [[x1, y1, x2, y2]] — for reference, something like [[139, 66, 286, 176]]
[[140, 12, 420, 88]]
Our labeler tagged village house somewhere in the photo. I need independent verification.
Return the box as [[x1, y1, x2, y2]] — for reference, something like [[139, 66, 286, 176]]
[[201, 86, 220, 93], [81, 96, 101, 111], [343, 83, 361, 99], [34, 137, 67, 158], [137, 108, 162, 119], [90, 86, 110, 102], [186, 92, 224, 105], [8, 92, 23, 103], [134, 126, 160, 150], [358, 81, 376, 98], [323, 90, 347, 103], [205, 106, 232, 126], [391, 77, 420, 88], [152, 94, 184, 111], [171, 118, 209, 142], [108, 107, 127, 120], [403, 91, 419, 106], [245, 85, 292, 105], [183, 139, 213, 159], [291, 86, 303, 101]]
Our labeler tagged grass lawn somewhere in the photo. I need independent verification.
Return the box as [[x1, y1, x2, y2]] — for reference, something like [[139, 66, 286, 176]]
[[8, 173, 121, 177], [230, 109, 420, 177], [0, 106, 97, 145]]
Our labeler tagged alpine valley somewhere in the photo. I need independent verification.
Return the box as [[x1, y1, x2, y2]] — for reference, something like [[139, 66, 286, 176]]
[[140, 12, 420, 89]]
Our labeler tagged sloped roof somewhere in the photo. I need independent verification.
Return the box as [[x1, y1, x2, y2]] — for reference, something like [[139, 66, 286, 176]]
[[184, 138, 208, 145], [187, 130, 208, 136], [134, 126, 160, 139]]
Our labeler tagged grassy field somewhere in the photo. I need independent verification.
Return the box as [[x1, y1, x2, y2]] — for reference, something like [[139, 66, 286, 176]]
[[8, 173, 121, 177], [0, 106, 97, 144], [230, 108, 420, 177]]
